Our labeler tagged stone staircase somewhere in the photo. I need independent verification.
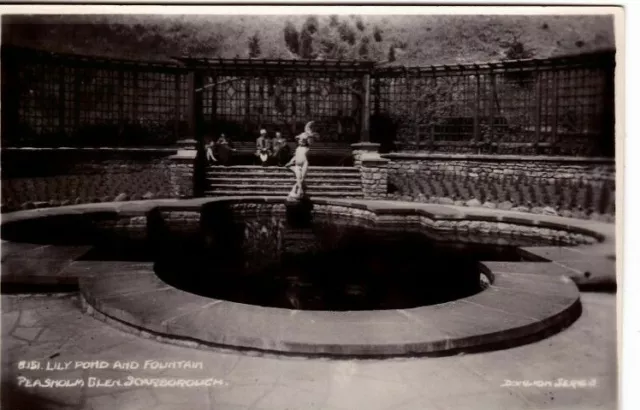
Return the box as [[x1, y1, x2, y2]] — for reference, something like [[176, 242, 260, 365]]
[[205, 166, 363, 198]]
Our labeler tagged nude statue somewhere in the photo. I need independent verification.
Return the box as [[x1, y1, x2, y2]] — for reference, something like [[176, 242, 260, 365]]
[[285, 121, 315, 200]]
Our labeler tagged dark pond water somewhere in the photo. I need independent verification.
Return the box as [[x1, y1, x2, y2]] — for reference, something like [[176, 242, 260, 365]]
[[3, 208, 542, 311], [144, 214, 530, 311]]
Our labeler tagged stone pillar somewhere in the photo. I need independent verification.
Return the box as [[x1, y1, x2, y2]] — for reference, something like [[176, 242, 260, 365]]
[[351, 142, 388, 199], [351, 142, 381, 168], [169, 139, 198, 198]]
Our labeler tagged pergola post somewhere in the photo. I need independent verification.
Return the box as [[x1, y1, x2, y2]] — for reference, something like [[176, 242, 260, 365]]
[[169, 66, 201, 199], [350, 69, 387, 198], [186, 69, 204, 143], [352, 69, 379, 161], [360, 72, 371, 143]]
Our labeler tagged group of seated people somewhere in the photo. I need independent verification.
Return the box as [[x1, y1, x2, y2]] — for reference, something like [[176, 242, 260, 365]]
[[255, 129, 292, 166], [204, 129, 293, 167], [204, 133, 237, 166], [205, 124, 314, 199]]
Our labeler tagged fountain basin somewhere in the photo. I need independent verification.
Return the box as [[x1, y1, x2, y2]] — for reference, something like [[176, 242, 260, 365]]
[[1, 197, 609, 357]]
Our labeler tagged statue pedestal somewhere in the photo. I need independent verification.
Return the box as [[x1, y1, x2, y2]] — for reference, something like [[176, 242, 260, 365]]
[[286, 190, 307, 202], [285, 195, 313, 228]]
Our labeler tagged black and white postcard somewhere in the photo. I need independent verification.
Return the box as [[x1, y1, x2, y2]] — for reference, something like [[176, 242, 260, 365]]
[[0, 5, 626, 410]]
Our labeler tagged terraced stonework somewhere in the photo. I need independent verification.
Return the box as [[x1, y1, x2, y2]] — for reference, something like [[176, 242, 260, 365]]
[[1, 148, 195, 213], [1, 198, 615, 357], [385, 153, 615, 221]]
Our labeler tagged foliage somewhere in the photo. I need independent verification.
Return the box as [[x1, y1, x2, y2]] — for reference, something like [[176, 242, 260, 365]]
[[302, 16, 320, 34], [373, 26, 383, 42], [337, 21, 356, 45], [358, 36, 370, 59], [283, 21, 300, 55], [501, 34, 536, 86], [387, 45, 396, 62], [281, 15, 387, 60], [248, 32, 261, 58], [502, 34, 534, 60], [299, 28, 315, 59], [2, 14, 614, 64]]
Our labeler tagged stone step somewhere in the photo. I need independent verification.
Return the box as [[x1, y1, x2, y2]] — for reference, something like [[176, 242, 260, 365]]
[[207, 184, 362, 191], [207, 173, 362, 181], [208, 165, 358, 171], [205, 190, 363, 197], [206, 178, 361, 186], [207, 168, 361, 175], [206, 167, 360, 175]]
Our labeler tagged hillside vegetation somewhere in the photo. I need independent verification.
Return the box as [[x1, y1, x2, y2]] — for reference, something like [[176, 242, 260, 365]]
[[2, 14, 614, 65]]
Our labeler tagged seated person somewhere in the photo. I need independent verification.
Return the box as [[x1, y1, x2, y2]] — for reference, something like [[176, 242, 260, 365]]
[[215, 133, 236, 166], [271, 131, 290, 166], [204, 137, 217, 164], [255, 129, 271, 166]]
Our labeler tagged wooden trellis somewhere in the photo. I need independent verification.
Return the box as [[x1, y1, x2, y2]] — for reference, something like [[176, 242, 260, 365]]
[[172, 57, 375, 144], [373, 50, 615, 156], [1, 45, 615, 156]]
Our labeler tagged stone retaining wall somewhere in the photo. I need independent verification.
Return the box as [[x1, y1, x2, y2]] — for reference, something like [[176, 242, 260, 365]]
[[384, 153, 616, 221], [360, 160, 388, 199], [352, 143, 388, 199], [1, 147, 196, 212], [386, 154, 614, 182], [310, 203, 597, 246], [0, 198, 604, 251], [211, 201, 599, 246]]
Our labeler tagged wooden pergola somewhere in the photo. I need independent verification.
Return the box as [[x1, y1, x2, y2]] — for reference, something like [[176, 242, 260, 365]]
[[172, 57, 377, 144]]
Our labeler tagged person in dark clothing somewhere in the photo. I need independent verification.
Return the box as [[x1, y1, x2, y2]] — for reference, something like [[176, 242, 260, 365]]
[[215, 133, 236, 166], [271, 131, 290, 166]]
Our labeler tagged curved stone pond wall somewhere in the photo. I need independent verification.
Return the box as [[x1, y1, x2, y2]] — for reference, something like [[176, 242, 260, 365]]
[[1, 197, 614, 357], [1, 198, 600, 247]]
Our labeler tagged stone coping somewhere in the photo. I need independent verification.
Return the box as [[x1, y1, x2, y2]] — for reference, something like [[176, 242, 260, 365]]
[[0, 197, 611, 244], [1, 146, 179, 153], [77, 265, 581, 357], [382, 152, 615, 164], [1, 198, 616, 357], [351, 142, 381, 150]]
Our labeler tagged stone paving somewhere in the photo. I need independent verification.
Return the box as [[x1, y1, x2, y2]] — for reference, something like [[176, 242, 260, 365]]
[[1, 292, 616, 410]]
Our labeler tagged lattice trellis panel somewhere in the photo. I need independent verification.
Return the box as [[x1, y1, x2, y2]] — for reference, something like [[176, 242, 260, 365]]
[[3, 48, 186, 146], [2, 47, 614, 156], [373, 52, 614, 156], [202, 74, 363, 142]]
